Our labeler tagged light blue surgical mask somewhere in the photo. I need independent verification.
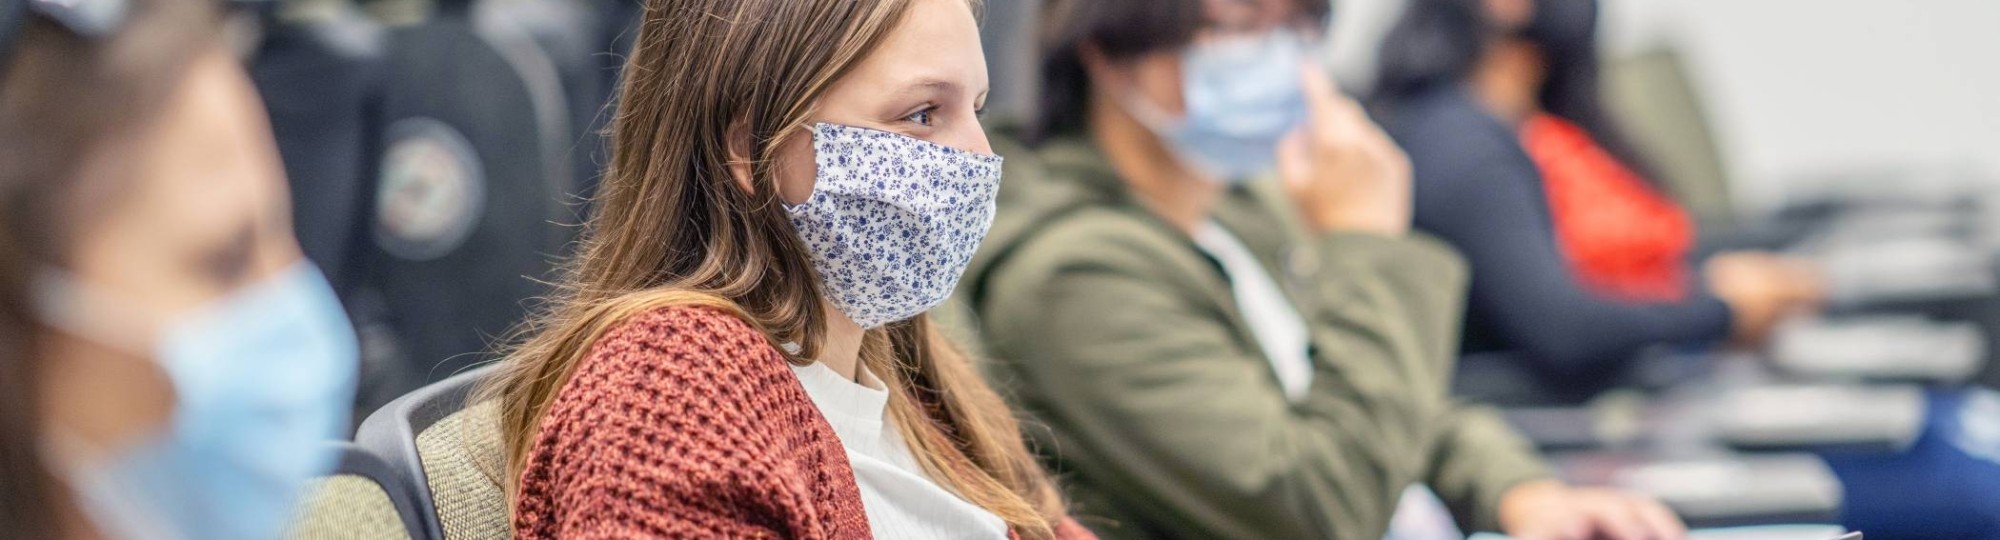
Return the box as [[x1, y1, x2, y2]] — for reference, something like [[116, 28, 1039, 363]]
[[1125, 28, 1316, 183], [34, 262, 359, 540]]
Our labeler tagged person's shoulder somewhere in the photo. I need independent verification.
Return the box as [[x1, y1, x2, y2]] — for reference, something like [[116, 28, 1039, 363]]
[[566, 303, 793, 408], [1009, 205, 1192, 282], [1379, 87, 1517, 160], [520, 303, 856, 537], [595, 303, 773, 360]]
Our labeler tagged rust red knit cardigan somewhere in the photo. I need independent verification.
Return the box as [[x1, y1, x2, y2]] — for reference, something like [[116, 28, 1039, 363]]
[[513, 305, 1094, 539]]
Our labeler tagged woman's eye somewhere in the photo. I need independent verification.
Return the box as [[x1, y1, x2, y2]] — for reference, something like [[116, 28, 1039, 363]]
[[199, 226, 258, 287], [904, 108, 934, 126]]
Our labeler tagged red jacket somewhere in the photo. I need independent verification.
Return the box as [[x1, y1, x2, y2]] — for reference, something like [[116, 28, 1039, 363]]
[[513, 305, 1092, 539], [1521, 113, 1697, 302]]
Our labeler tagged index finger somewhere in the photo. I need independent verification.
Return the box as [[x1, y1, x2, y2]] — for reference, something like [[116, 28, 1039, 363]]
[[1297, 61, 1364, 127], [1296, 62, 1360, 118], [1582, 494, 1652, 540], [1633, 498, 1688, 540]]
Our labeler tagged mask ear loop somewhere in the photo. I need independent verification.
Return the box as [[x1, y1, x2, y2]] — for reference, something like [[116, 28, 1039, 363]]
[[43, 424, 184, 540], [29, 268, 165, 358]]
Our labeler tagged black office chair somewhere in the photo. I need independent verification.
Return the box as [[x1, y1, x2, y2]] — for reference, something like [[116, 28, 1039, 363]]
[[478, 0, 617, 198], [244, 0, 427, 422], [968, 0, 1038, 128], [283, 441, 432, 540], [355, 364, 506, 540], [247, 0, 385, 298], [360, 0, 585, 392]]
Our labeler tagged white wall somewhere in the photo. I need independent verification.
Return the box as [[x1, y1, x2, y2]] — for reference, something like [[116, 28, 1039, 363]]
[[1329, 0, 2000, 212]]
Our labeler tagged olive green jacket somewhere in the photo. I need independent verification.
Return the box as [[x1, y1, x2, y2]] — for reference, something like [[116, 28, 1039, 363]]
[[955, 134, 1551, 540]]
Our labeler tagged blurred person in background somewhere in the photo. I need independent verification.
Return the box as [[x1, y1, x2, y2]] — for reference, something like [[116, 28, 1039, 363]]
[[1371, 0, 1823, 400], [0, 0, 360, 538], [956, 0, 1681, 538], [1373, 1, 2000, 538], [479, 0, 1090, 537]]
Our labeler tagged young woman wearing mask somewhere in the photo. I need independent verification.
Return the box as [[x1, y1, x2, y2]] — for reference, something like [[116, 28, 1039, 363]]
[[1372, 0, 1823, 400], [955, 0, 1681, 538], [0, 0, 360, 538], [480, 0, 1088, 537]]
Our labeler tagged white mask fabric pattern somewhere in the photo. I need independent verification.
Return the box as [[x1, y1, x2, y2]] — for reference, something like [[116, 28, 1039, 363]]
[[785, 123, 1004, 330]]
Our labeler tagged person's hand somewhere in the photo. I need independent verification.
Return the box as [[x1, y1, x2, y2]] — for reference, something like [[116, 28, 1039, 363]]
[[1705, 251, 1824, 346], [1275, 63, 1411, 236], [1498, 480, 1687, 540]]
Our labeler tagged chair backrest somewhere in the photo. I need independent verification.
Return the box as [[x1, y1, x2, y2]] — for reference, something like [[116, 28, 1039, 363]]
[[284, 442, 429, 540], [364, 2, 582, 390], [419, 398, 510, 539], [247, 0, 386, 298], [978, 0, 1041, 127], [1603, 45, 1735, 222], [355, 364, 501, 540]]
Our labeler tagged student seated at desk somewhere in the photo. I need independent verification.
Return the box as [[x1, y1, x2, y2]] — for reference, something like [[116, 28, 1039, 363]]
[[1369, 0, 1822, 399], [477, 0, 1091, 538], [957, 0, 1681, 538], [0, 1, 359, 537]]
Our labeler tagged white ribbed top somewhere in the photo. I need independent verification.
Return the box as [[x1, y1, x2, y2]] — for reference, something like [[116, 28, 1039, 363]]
[[791, 361, 1009, 539]]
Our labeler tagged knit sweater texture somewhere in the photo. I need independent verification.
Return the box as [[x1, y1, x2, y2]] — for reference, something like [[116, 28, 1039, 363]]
[[513, 305, 1090, 539]]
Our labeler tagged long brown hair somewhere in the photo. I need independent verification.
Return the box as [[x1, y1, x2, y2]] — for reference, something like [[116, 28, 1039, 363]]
[[0, 1, 221, 537], [480, 0, 1067, 536]]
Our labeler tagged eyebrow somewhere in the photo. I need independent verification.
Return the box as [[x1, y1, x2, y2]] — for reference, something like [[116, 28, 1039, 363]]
[[885, 77, 986, 103]]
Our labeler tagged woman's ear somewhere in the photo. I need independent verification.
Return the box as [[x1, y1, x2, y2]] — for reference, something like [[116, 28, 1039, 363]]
[[1077, 42, 1116, 94], [1082, 42, 1186, 118], [726, 118, 757, 195]]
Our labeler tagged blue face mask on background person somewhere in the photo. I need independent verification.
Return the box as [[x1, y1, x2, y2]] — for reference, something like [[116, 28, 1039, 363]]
[[1125, 28, 1316, 183], [786, 123, 1004, 330], [34, 262, 360, 540]]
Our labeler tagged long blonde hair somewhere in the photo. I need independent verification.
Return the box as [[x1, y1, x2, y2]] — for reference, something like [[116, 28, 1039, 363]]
[[479, 0, 1065, 536]]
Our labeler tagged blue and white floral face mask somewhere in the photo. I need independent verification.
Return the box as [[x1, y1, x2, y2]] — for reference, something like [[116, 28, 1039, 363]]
[[786, 123, 1004, 329]]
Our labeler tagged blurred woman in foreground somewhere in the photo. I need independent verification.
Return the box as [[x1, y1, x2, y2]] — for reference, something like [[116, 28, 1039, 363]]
[[0, 0, 359, 537]]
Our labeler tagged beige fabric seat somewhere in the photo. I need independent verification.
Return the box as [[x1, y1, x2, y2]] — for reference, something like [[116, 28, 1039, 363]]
[[417, 399, 512, 540], [355, 365, 502, 540], [282, 442, 427, 540], [286, 475, 415, 540]]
